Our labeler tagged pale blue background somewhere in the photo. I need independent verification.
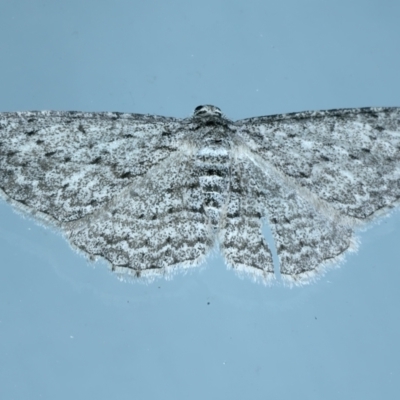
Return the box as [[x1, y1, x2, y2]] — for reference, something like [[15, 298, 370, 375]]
[[1, 1, 400, 399]]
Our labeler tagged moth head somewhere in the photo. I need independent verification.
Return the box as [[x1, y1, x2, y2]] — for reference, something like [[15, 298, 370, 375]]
[[193, 105, 223, 118]]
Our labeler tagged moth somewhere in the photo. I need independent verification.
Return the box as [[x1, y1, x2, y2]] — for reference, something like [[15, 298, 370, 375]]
[[1, 105, 399, 285]]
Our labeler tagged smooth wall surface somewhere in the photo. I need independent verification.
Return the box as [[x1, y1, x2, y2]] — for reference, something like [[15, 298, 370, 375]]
[[1, 1, 400, 399]]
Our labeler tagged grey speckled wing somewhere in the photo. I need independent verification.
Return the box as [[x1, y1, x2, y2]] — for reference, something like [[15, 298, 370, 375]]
[[0, 110, 214, 280], [0, 111, 183, 223], [236, 107, 400, 284], [237, 108, 400, 220], [65, 151, 214, 279], [1, 105, 400, 285]]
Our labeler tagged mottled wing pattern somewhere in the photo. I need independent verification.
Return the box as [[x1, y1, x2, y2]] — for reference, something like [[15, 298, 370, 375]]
[[0, 111, 182, 223], [219, 159, 275, 283], [0, 111, 213, 279], [237, 108, 400, 220], [236, 107, 400, 283], [64, 151, 213, 279], [1, 106, 400, 285]]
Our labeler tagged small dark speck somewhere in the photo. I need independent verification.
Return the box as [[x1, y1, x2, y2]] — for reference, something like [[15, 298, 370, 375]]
[[36, 139, 44, 145], [90, 156, 102, 164], [207, 302, 210, 305], [78, 124, 86, 134], [45, 151, 57, 157], [315, 317, 317, 320], [375, 126, 385, 132], [25, 130, 37, 136], [120, 171, 132, 179]]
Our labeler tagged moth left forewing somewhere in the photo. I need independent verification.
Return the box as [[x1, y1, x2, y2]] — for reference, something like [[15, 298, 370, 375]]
[[0, 111, 183, 225]]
